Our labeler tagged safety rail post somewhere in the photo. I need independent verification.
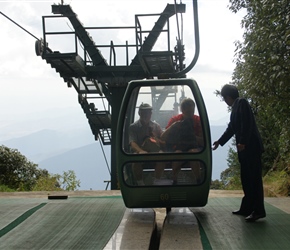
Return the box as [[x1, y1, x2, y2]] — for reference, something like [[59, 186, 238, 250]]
[[109, 41, 116, 66], [42, 16, 47, 57]]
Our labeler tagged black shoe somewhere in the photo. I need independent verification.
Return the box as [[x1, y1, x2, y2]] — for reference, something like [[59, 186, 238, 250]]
[[232, 210, 249, 216], [245, 212, 266, 222]]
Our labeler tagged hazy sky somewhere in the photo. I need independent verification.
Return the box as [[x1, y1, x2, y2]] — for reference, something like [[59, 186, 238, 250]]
[[0, 0, 244, 187], [0, 0, 244, 134]]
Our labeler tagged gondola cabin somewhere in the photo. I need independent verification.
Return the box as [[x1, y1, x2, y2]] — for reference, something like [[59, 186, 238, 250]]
[[116, 78, 212, 208]]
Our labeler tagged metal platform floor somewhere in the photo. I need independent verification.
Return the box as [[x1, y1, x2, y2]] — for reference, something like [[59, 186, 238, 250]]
[[0, 196, 126, 249], [0, 191, 289, 249]]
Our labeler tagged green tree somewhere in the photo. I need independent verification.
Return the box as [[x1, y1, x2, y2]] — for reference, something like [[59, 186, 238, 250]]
[[32, 174, 61, 191], [0, 145, 81, 192], [225, 0, 290, 194], [58, 170, 81, 191], [211, 179, 224, 190], [33, 170, 81, 191], [0, 145, 46, 190], [220, 146, 242, 189]]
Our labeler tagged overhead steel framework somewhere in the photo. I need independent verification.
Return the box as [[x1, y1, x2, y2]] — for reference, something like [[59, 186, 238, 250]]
[[36, 2, 190, 189]]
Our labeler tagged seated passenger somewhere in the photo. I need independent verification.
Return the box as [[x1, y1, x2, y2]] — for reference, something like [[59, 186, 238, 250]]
[[161, 98, 204, 184], [129, 103, 165, 185]]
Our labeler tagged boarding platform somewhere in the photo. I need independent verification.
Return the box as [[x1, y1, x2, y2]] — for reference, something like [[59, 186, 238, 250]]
[[0, 191, 290, 249]]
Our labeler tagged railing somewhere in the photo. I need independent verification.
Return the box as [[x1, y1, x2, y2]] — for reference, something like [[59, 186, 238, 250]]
[[135, 13, 171, 52], [41, 13, 172, 68]]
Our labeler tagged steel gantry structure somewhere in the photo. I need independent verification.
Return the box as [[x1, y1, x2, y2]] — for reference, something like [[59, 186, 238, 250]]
[[35, 2, 199, 189]]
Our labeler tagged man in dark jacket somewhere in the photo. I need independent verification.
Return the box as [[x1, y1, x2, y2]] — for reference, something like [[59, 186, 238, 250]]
[[212, 84, 266, 222]]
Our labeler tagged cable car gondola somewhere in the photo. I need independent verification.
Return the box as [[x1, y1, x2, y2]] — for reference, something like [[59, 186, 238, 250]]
[[116, 78, 212, 208]]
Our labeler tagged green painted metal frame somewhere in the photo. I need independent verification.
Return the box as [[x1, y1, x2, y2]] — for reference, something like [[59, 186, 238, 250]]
[[116, 78, 212, 208]]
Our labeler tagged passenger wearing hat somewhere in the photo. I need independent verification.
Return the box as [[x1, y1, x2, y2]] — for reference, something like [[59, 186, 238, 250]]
[[129, 103, 165, 185], [138, 103, 152, 110]]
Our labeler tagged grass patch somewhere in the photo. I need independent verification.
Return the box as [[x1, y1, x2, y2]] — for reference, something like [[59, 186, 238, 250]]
[[0, 185, 15, 192], [264, 170, 290, 196]]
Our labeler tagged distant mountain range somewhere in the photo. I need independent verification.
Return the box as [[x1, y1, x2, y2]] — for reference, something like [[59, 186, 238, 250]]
[[1, 128, 111, 190], [38, 142, 111, 191], [0, 125, 231, 190], [0, 106, 232, 190]]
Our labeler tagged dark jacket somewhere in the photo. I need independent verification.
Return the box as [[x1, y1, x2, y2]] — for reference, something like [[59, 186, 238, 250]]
[[218, 98, 264, 154]]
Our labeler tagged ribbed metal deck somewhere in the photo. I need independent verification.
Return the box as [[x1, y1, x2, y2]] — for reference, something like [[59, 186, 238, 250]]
[[1, 191, 289, 249]]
